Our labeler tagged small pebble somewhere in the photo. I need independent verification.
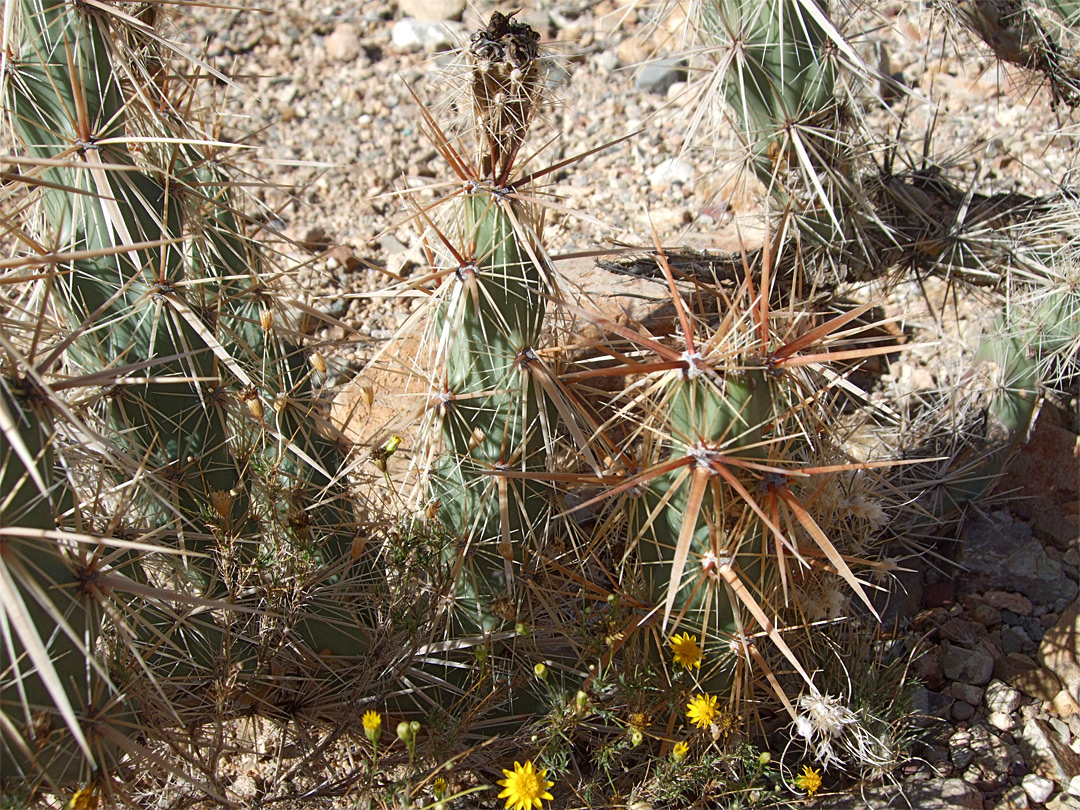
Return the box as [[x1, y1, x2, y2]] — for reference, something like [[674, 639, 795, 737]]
[[324, 23, 360, 62], [649, 158, 695, 188]]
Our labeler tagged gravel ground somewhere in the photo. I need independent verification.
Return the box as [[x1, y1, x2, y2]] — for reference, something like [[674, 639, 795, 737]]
[[131, 1, 1080, 808]]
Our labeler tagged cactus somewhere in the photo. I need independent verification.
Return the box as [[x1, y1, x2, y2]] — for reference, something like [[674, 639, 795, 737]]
[[4, 0, 1080, 803], [1, 0, 376, 788], [567, 240, 891, 712], [0, 374, 97, 785], [943, 0, 1080, 107], [408, 13, 565, 642]]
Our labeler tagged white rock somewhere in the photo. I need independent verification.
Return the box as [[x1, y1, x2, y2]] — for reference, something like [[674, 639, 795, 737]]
[[325, 23, 360, 62], [1022, 774, 1055, 805], [1070, 775, 1080, 798], [987, 679, 1023, 715], [989, 710, 1018, 732], [649, 157, 694, 188], [391, 19, 462, 52], [398, 0, 465, 21]]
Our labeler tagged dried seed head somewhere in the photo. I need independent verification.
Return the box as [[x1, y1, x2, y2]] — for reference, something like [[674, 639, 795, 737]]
[[210, 489, 233, 519], [469, 11, 542, 182], [260, 308, 274, 332], [468, 425, 486, 451], [310, 351, 327, 374]]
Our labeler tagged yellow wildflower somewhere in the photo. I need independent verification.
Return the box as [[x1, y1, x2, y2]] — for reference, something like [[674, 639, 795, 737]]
[[669, 632, 702, 669], [63, 785, 99, 810], [794, 765, 823, 797], [433, 777, 448, 798], [686, 693, 718, 729], [496, 760, 555, 810], [671, 741, 690, 762], [362, 710, 382, 744]]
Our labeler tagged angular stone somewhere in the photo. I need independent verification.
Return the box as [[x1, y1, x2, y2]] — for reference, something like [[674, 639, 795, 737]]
[[964, 724, 1026, 790], [997, 402, 1080, 550], [940, 777, 986, 810], [1069, 774, 1080, 797], [989, 711, 1018, 732], [949, 682, 987, 706], [915, 649, 947, 690], [951, 728, 976, 769], [1002, 625, 1037, 656], [1055, 689, 1080, 719], [986, 679, 1022, 714], [994, 785, 1030, 810], [974, 603, 1004, 627], [1019, 717, 1080, 782], [1015, 667, 1066, 702], [634, 58, 686, 95], [913, 687, 955, 726], [954, 700, 976, 721], [944, 644, 996, 686], [958, 513, 1078, 606], [1022, 774, 1055, 804], [942, 617, 985, 645], [1047, 794, 1080, 810], [1041, 597, 1080, 704], [985, 591, 1035, 616]]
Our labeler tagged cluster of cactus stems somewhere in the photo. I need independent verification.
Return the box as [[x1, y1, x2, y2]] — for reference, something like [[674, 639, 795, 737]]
[[1, 0, 385, 791], [1, 0, 1078, 803]]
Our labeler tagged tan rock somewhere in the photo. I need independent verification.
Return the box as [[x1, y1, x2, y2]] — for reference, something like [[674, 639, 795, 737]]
[[1041, 596, 1080, 703], [1052, 689, 1080, 719], [1013, 665, 1066, 702]]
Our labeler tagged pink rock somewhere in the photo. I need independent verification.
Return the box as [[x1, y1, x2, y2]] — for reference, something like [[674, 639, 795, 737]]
[[984, 590, 1034, 616]]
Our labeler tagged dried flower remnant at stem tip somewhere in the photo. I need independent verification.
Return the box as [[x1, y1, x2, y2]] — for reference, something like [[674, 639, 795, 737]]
[[469, 11, 542, 183]]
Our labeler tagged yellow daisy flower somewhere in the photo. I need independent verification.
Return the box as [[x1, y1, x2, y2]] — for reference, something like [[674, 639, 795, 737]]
[[362, 710, 382, 744], [497, 760, 555, 810], [686, 693, 719, 729], [794, 765, 823, 797], [671, 741, 690, 762], [668, 632, 702, 669]]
